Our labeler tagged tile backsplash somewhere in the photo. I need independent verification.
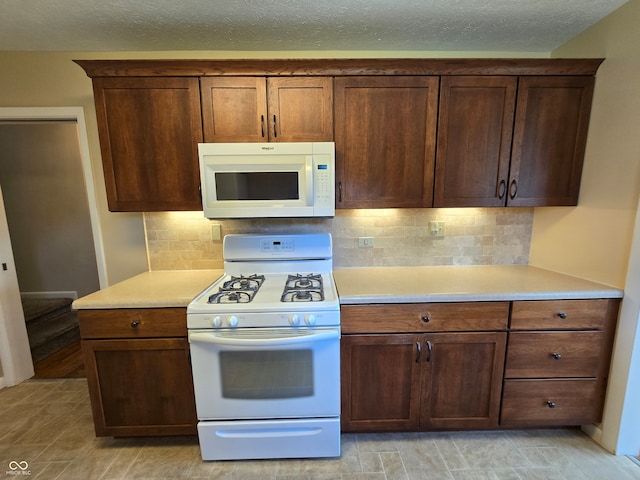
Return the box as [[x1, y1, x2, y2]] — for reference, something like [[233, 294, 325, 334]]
[[144, 208, 533, 270]]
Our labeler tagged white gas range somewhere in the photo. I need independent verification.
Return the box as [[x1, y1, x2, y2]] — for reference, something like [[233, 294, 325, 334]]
[[187, 233, 340, 461]]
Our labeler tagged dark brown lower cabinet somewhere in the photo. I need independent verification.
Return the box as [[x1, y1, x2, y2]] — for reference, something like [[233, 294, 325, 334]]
[[79, 309, 197, 437], [340, 332, 506, 432]]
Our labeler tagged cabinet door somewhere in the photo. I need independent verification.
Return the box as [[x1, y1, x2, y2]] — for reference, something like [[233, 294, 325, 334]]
[[267, 77, 333, 142], [200, 77, 268, 142], [434, 76, 516, 207], [201, 76, 333, 142], [334, 76, 439, 209], [82, 338, 197, 437], [341, 334, 422, 431], [420, 332, 506, 429], [93, 77, 203, 211], [508, 76, 595, 206]]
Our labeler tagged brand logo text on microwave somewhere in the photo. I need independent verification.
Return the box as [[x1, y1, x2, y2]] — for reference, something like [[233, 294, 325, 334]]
[[261, 146, 275, 150]]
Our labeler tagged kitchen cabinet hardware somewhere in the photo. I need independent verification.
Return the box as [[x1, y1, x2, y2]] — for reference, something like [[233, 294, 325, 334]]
[[416, 342, 422, 363], [273, 115, 277, 138], [552, 352, 562, 360], [546, 400, 556, 408], [509, 179, 518, 199], [260, 115, 265, 137], [557, 312, 567, 319], [421, 315, 431, 323], [497, 179, 507, 199], [338, 182, 342, 203], [130, 320, 140, 328], [425, 340, 433, 362]]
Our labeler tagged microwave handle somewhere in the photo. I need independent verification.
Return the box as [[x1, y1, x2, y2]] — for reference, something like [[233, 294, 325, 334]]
[[306, 156, 314, 205], [189, 329, 339, 347]]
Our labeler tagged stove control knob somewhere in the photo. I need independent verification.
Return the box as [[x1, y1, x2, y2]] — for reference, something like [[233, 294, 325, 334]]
[[211, 315, 222, 328], [304, 314, 316, 326], [288, 314, 300, 326], [228, 316, 239, 328]]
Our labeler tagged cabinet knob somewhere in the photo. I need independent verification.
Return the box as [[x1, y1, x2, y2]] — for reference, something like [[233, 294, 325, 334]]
[[557, 312, 567, 319], [552, 352, 562, 360], [546, 400, 556, 408], [130, 321, 140, 328], [422, 315, 431, 323]]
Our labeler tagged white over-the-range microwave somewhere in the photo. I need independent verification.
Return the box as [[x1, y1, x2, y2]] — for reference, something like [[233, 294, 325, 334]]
[[198, 142, 335, 219]]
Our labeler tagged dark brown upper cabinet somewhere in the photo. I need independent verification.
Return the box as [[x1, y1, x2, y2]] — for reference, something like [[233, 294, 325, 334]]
[[509, 76, 595, 206], [200, 77, 333, 143], [334, 76, 439, 209], [91, 77, 203, 212], [435, 75, 595, 207], [76, 58, 602, 212], [434, 76, 517, 207]]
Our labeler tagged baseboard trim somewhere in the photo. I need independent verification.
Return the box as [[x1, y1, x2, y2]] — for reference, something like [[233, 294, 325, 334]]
[[20, 291, 78, 300]]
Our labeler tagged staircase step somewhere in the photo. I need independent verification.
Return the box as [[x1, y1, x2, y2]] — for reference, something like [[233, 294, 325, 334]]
[[27, 309, 80, 363], [22, 297, 74, 324]]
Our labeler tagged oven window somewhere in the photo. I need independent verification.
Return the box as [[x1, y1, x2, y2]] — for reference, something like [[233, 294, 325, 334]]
[[215, 172, 299, 201], [219, 350, 313, 399]]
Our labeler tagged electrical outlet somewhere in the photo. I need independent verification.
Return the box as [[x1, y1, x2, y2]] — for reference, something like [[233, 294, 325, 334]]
[[211, 224, 221, 241], [429, 221, 445, 237], [358, 237, 374, 248]]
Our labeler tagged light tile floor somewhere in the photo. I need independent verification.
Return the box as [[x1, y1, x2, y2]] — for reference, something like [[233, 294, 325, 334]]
[[0, 379, 638, 480]]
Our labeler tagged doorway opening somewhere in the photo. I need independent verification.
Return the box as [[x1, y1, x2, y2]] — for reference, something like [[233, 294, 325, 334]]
[[0, 107, 107, 379]]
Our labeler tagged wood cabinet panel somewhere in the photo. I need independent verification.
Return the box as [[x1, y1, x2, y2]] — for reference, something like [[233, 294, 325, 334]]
[[200, 77, 267, 142], [79, 308, 187, 338], [341, 302, 509, 334], [341, 334, 422, 431], [421, 332, 506, 429], [334, 76, 439, 208], [92, 77, 203, 211], [267, 77, 333, 142], [501, 379, 598, 426], [82, 337, 197, 436], [79, 308, 196, 437], [510, 299, 609, 330], [505, 331, 602, 378], [434, 76, 517, 207], [201, 76, 332, 142], [509, 76, 595, 206]]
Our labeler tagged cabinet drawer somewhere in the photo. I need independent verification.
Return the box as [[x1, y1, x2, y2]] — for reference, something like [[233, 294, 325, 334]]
[[501, 379, 598, 426], [79, 308, 187, 339], [510, 299, 609, 330], [341, 302, 509, 334], [505, 331, 602, 378]]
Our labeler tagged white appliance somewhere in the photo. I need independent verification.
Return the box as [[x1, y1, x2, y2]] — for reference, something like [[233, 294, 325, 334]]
[[198, 142, 335, 219], [187, 233, 340, 461]]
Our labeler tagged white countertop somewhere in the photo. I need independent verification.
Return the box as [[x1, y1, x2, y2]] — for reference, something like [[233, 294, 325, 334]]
[[334, 265, 623, 304], [72, 269, 224, 309], [72, 265, 623, 310]]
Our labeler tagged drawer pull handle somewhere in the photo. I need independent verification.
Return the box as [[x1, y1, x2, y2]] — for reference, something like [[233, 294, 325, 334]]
[[552, 352, 562, 360], [422, 315, 431, 323], [557, 312, 567, 319], [416, 342, 422, 363], [546, 400, 556, 408], [131, 321, 140, 328]]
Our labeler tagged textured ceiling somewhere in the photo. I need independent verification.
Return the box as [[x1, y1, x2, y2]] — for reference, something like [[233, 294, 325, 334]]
[[0, 0, 629, 53]]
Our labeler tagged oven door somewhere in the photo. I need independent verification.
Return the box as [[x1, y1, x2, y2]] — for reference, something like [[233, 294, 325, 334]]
[[188, 327, 340, 420]]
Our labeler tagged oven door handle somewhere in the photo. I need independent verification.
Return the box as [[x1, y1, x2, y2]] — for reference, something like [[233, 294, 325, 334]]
[[189, 329, 339, 347]]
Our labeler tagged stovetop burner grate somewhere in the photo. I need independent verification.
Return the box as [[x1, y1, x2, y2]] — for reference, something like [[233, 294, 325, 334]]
[[208, 274, 265, 304], [281, 274, 325, 303]]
